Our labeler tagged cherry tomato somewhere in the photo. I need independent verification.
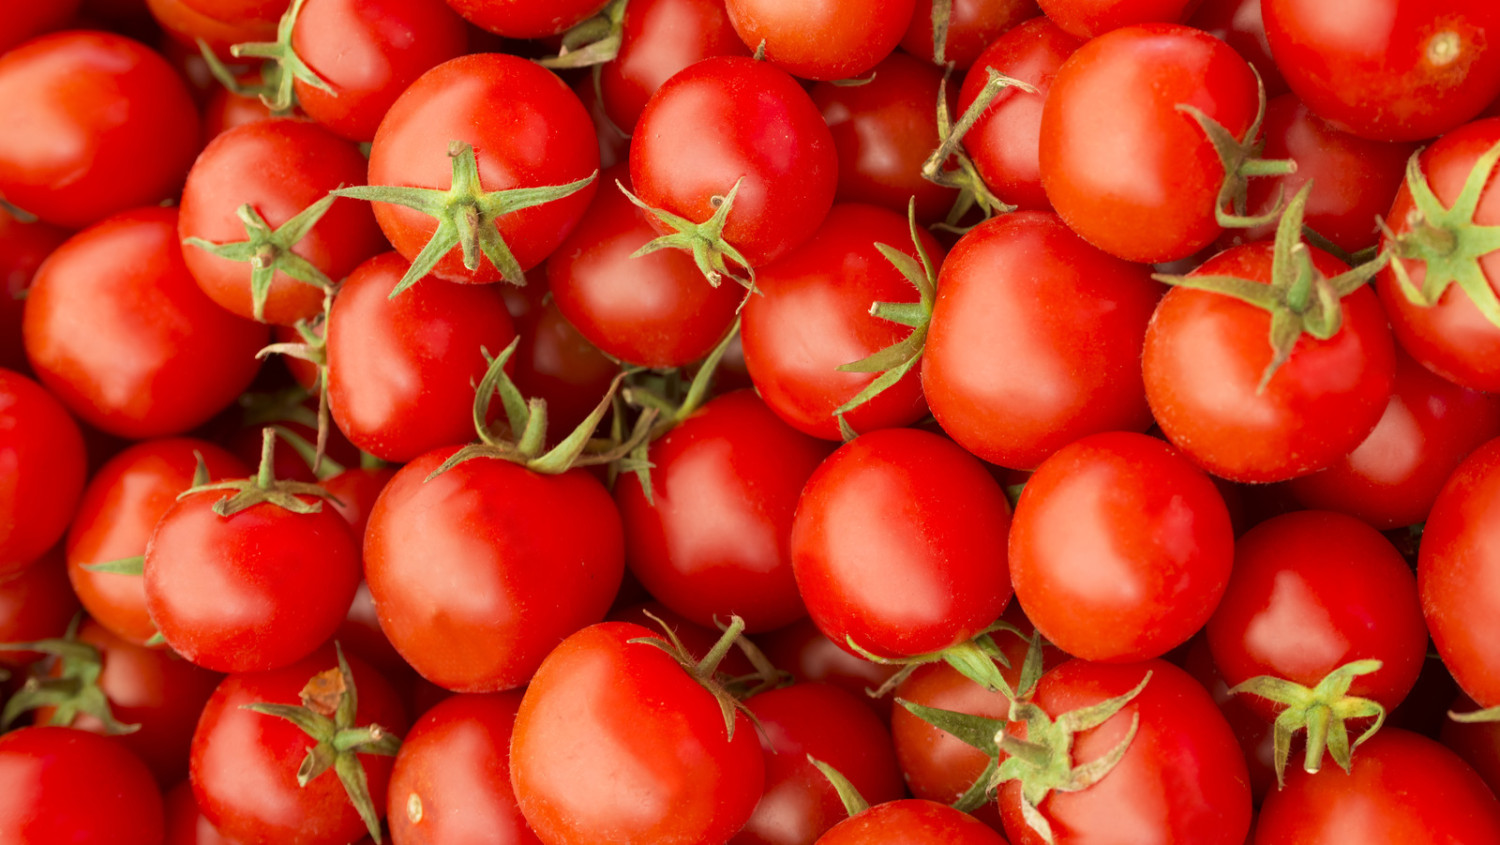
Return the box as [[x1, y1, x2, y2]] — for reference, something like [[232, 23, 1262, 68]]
[[0, 368, 86, 570], [148, 0, 279, 58], [0, 726, 164, 845], [900, 0, 1038, 69], [163, 779, 240, 845], [0, 1, 81, 54], [1036, 0, 1203, 38], [443, 0, 608, 37], [755, 618, 900, 721], [598, 0, 751, 133], [0, 208, 67, 373], [816, 799, 1009, 845], [724, 0, 915, 81], [0, 551, 83, 668]]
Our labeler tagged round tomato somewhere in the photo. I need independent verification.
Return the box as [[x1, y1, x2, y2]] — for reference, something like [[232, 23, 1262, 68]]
[[598, 0, 751, 133], [0, 208, 67, 373], [443, 0, 607, 37], [724, 0, 915, 81], [1036, 0, 1203, 38], [899, 0, 1038, 69], [0, 726, 164, 845], [816, 799, 1009, 845], [0, 551, 82, 668], [0, 368, 86, 570]]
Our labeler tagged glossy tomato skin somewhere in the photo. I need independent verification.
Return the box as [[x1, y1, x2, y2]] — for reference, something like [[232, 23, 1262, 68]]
[[742, 204, 944, 439], [326, 252, 516, 463], [1039, 23, 1261, 263], [547, 165, 740, 368], [190, 647, 409, 845], [364, 448, 624, 692], [1143, 242, 1396, 483], [1377, 118, 1500, 392], [816, 800, 1010, 845], [900, 0, 1038, 69], [0, 551, 83, 668], [631, 56, 838, 268], [0, 368, 86, 571], [291, 0, 468, 142], [598, 0, 751, 133], [1254, 729, 1500, 844], [1206, 511, 1427, 722], [0, 1, 81, 54], [1262, 0, 1500, 142], [510, 621, 765, 845], [0, 726, 164, 845], [149, 0, 279, 58], [0, 31, 200, 229], [0, 208, 67, 373], [443, 0, 607, 37], [179, 118, 385, 324], [791, 427, 1013, 659], [1420, 438, 1500, 708], [1036, 0, 1203, 38], [368, 53, 598, 284], [386, 692, 541, 845], [754, 618, 900, 722], [921, 212, 1160, 469], [507, 293, 620, 436], [1011, 432, 1235, 663], [724, 0, 915, 81], [23, 207, 268, 439], [999, 659, 1251, 845], [164, 779, 240, 845], [1286, 350, 1500, 530], [615, 390, 832, 632], [1185, 0, 1286, 97]]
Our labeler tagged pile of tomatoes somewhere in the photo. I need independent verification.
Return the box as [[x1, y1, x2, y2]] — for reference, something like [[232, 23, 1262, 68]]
[[5, 0, 1500, 843]]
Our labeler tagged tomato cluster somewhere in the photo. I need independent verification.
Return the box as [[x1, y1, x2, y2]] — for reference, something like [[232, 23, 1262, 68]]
[[4, 0, 1500, 843]]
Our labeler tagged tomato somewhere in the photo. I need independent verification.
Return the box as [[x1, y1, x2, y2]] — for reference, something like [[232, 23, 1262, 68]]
[[598, 0, 751, 133], [0, 368, 86, 571], [1262, 0, 1500, 142], [755, 618, 900, 721], [1286, 350, 1500, 529], [791, 427, 1012, 660], [510, 621, 765, 845], [1254, 729, 1500, 844], [0, 726, 164, 845], [148, 0, 279, 58], [507, 293, 620, 437], [0, 551, 83, 668], [1185, 0, 1287, 98], [0, 208, 67, 373], [0, 31, 200, 229], [900, 0, 1038, 69], [0, 0, 81, 54], [815, 799, 1009, 845], [179, 118, 385, 325], [23, 207, 268, 439], [179, 0, 285, 25], [443, 0, 607, 37], [921, 212, 1160, 469], [326, 252, 516, 463], [164, 779, 240, 845], [724, 0, 915, 81], [1011, 431, 1235, 663], [1180, 636, 1279, 802], [1036, 0, 1203, 38], [1038, 23, 1264, 263]]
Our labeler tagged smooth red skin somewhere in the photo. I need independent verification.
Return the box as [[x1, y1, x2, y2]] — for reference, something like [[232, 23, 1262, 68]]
[[812, 53, 959, 225], [921, 212, 1160, 470], [443, 0, 606, 36], [1185, 0, 1286, 97], [741, 204, 942, 439], [326, 252, 516, 463], [35, 621, 223, 786], [1011, 432, 1235, 663], [365, 448, 623, 692], [290, 0, 468, 142], [148, 0, 278, 58], [508, 294, 619, 437], [23, 207, 268, 439], [511, 622, 765, 845], [179, 119, 385, 325], [734, 684, 906, 845], [0, 369, 86, 570], [724, 0, 915, 81], [999, 660, 1251, 845], [367, 53, 598, 285], [1180, 636, 1278, 802], [386, 692, 539, 845], [1421, 438, 1500, 708], [900, 0, 1038, 69], [1442, 692, 1500, 797], [1038, 23, 1260, 263], [605, 601, 756, 677], [1377, 119, 1500, 392], [178, 0, 284, 24], [164, 780, 240, 845], [1286, 351, 1500, 530], [66, 439, 247, 647], [615, 390, 832, 633], [0, 551, 83, 668], [337, 581, 416, 690], [191, 647, 408, 845], [754, 618, 900, 721], [1144, 243, 1396, 483], [0, 31, 199, 229], [958, 18, 1082, 212], [145, 490, 361, 673], [791, 427, 1013, 659], [0, 210, 67, 373], [202, 87, 279, 140], [1229, 95, 1417, 254], [631, 56, 838, 269], [1206, 511, 1427, 722], [1254, 729, 1500, 844], [0, 1, 82, 53], [1036, 0, 1202, 38], [321, 466, 396, 543], [573, 74, 629, 171], [0, 726, 164, 845], [547, 166, 741, 368], [817, 799, 1010, 845], [599, 0, 751, 133], [1263, 0, 1500, 142]]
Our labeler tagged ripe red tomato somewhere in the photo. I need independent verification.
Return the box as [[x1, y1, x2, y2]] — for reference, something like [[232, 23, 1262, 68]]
[[0, 208, 67, 373], [507, 293, 620, 436], [815, 799, 1010, 845], [148, 0, 279, 58], [598, 0, 751, 133], [0, 0, 81, 54], [724, 0, 915, 81], [443, 0, 607, 37], [1037, 0, 1204, 38], [0, 726, 164, 845], [0, 368, 86, 571], [755, 618, 900, 721], [899, 0, 1038, 69], [0, 551, 83, 669], [0, 31, 200, 229], [1186, 0, 1287, 97], [163, 779, 242, 845]]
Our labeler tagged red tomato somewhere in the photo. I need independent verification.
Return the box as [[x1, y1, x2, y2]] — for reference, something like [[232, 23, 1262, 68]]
[[443, 0, 607, 37], [0, 31, 200, 229], [0, 208, 67, 373], [23, 207, 268, 439], [163, 779, 240, 845], [178, 0, 285, 25], [899, 0, 1038, 69], [507, 293, 620, 437], [755, 618, 900, 721], [148, 0, 279, 58], [791, 427, 1012, 659], [0, 368, 86, 570], [816, 799, 1009, 845], [510, 621, 765, 845], [0, 551, 83, 668], [1185, 0, 1287, 97], [724, 0, 915, 81], [1037, 0, 1203, 38], [0, 1, 81, 53], [598, 0, 751, 133], [921, 212, 1160, 469], [0, 726, 164, 845]]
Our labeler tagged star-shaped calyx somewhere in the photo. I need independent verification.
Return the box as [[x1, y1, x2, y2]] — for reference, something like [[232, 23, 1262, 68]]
[[1227, 659, 1386, 788], [183, 194, 338, 323]]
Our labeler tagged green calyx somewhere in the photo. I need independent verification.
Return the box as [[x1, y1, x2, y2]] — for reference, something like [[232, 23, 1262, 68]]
[[851, 622, 1049, 705], [183, 426, 338, 517], [617, 178, 758, 294], [628, 614, 763, 741], [1385, 138, 1500, 329], [255, 289, 335, 472], [832, 199, 938, 440], [183, 195, 337, 323], [922, 67, 1035, 230], [1450, 703, 1500, 723], [809, 755, 870, 818], [241, 644, 401, 844], [1177, 70, 1297, 229], [1227, 659, 1386, 788], [198, 0, 333, 114], [1153, 181, 1390, 391], [0, 618, 140, 734], [538, 0, 628, 69], [335, 141, 597, 298], [80, 447, 205, 578]]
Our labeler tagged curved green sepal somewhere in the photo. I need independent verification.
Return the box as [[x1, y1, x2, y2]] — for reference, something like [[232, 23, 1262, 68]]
[[617, 178, 758, 294], [537, 0, 628, 69], [1227, 658, 1386, 788], [0, 632, 141, 735], [181, 427, 338, 517], [208, 0, 335, 114], [628, 614, 761, 742], [79, 556, 145, 576], [1176, 69, 1296, 229], [182, 194, 337, 323], [896, 697, 1005, 756], [844, 622, 1031, 700], [927, 0, 952, 65], [808, 755, 870, 818], [922, 68, 1034, 228]]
